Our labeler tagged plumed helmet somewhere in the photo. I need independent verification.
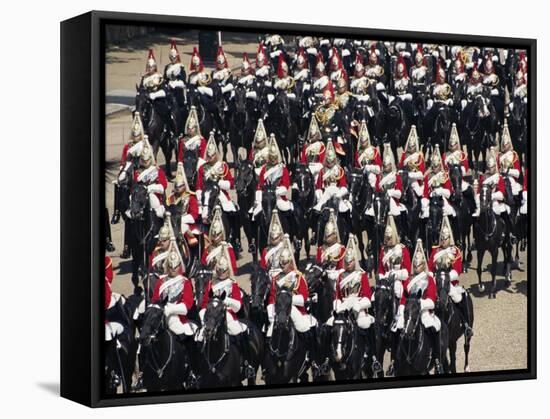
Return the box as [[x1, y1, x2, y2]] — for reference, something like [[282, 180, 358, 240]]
[[324, 209, 341, 244], [470, 63, 482, 83], [169, 39, 180, 62], [277, 54, 289, 78], [307, 115, 322, 143], [368, 45, 378, 65], [344, 234, 361, 268], [253, 118, 268, 147], [314, 52, 326, 78], [324, 140, 338, 167], [146, 49, 157, 72], [358, 119, 371, 148], [216, 46, 228, 69], [412, 239, 427, 273], [296, 47, 307, 68], [384, 215, 399, 247], [486, 147, 497, 171], [405, 125, 420, 153], [241, 53, 252, 75], [267, 134, 282, 164], [159, 225, 171, 241], [439, 215, 455, 247], [130, 112, 144, 142], [139, 136, 155, 166], [415, 44, 425, 66], [209, 206, 226, 243], [354, 51, 365, 76], [205, 131, 219, 162], [330, 47, 342, 72], [322, 80, 335, 104], [256, 43, 268, 67], [184, 106, 201, 137], [500, 121, 513, 151], [448, 123, 461, 150], [166, 249, 181, 270], [190, 47, 203, 72], [395, 55, 408, 79], [431, 144, 443, 170], [174, 162, 189, 190], [382, 143, 396, 172], [214, 252, 233, 278], [268, 210, 284, 244], [278, 234, 296, 270]]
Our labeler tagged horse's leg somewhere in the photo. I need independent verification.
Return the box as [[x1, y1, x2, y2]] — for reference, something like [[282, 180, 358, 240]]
[[449, 337, 457, 374], [477, 246, 485, 293], [162, 139, 173, 179], [490, 248, 498, 299]]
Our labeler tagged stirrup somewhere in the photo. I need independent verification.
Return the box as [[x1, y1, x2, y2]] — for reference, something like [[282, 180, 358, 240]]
[[106, 241, 116, 252], [244, 362, 256, 379], [111, 210, 121, 225], [386, 362, 395, 377], [372, 358, 383, 375], [434, 359, 444, 375], [310, 361, 322, 378], [463, 323, 474, 338]]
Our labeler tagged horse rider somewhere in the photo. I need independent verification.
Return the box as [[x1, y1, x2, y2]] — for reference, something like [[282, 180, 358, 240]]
[[163, 39, 187, 108], [235, 53, 259, 107], [177, 106, 207, 168], [266, 235, 324, 376], [149, 213, 176, 276], [354, 119, 382, 190], [520, 168, 528, 216], [392, 238, 444, 374], [312, 52, 329, 99], [499, 123, 522, 241], [197, 253, 256, 379], [201, 206, 238, 273], [481, 52, 504, 118], [254, 43, 273, 97], [411, 44, 430, 94], [443, 123, 476, 210], [428, 216, 473, 337], [389, 55, 413, 120], [463, 63, 484, 110], [248, 118, 269, 176], [316, 209, 346, 282], [270, 54, 297, 104], [313, 140, 350, 215], [297, 36, 319, 72], [251, 134, 293, 220], [473, 148, 515, 236], [151, 244, 198, 344], [350, 51, 371, 100], [196, 133, 237, 215], [111, 112, 144, 227], [427, 60, 453, 114], [421, 145, 457, 237], [378, 215, 411, 302], [364, 45, 387, 101], [260, 210, 285, 279], [211, 46, 235, 114], [325, 234, 378, 365], [398, 125, 426, 173], [299, 115, 326, 181], [314, 80, 348, 146], [139, 49, 174, 133], [378, 144, 409, 237], [166, 162, 200, 247], [449, 53, 467, 103], [510, 52, 527, 108], [105, 255, 126, 344], [187, 47, 225, 132], [292, 47, 312, 105], [133, 137, 168, 219]]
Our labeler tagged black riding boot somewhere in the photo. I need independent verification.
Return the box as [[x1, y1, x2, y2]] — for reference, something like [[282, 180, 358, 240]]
[[456, 295, 474, 338], [105, 208, 115, 252], [502, 211, 517, 244], [111, 185, 121, 224], [239, 330, 256, 380], [120, 222, 131, 259], [430, 327, 444, 374]]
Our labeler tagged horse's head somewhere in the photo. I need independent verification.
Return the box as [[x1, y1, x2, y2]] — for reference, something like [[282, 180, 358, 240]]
[[435, 270, 451, 310], [474, 95, 490, 119], [274, 90, 290, 118], [373, 195, 389, 227], [479, 183, 493, 212], [139, 304, 166, 347], [403, 292, 422, 339], [274, 287, 293, 329], [193, 268, 213, 308], [129, 183, 149, 220], [250, 266, 271, 310], [330, 310, 354, 363], [304, 264, 325, 292], [511, 96, 526, 123], [429, 194, 444, 243], [262, 182, 277, 222], [292, 163, 314, 205], [435, 106, 451, 133], [201, 180, 221, 224], [388, 98, 403, 123], [135, 87, 151, 124], [448, 164, 463, 202], [235, 158, 255, 195], [233, 84, 248, 114], [203, 290, 227, 341], [183, 148, 198, 188], [373, 276, 394, 332]]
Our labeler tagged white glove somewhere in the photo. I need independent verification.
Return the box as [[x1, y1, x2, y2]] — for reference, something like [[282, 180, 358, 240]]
[[408, 171, 423, 180], [493, 191, 504, 201], [287, 93, 296, 100], [197, 86, 213, 96], [292, 294, 305, 307], [149, 90, 166, 100], [327, 270, 340, 281], [221, 84, 234, 94], [118, 171, 127, 182], [337, 187, 348, 198], [387, 189, 401, 199], [246, 91, 257, 99], [225, 297, 242, 312], [218, 179, 231, 191], [449, 270, 459, 282], [507, 168, 520, 178], [147, 184, 164, 194], [420, 298, 434, 311], [395, 269, 408, 281], [169, 80, 184, 89], [392, 305, 405, 331], [400, 93, 413, 101], [276, 186, 287, 197], [354, 297, 371, 312], [181, 214, 195, 224]]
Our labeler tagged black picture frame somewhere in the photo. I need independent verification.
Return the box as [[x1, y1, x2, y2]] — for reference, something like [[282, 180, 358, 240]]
[[60, 10, 537, 407]]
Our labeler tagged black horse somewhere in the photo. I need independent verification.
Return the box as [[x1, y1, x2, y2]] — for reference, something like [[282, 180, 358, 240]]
[[228, 84, 255, 165], [198, 290, 263, 387], [448, 163, 473, 263], [412, 89, 430, 150], [186, 85, 215, 140], [249, 265, 271, 332], [365, 195, 389, 274], [425, 195, 444, 253], [461, 95, 499, 175], [135, 87, 175, 178], [347, 168, 374, 264], [396, 293, 448, 376], [267, 90, 299, 163], [104, 293, 142, 394], [290, 163, 316, 259], [399, 169, 422, 247], [263, 288, 308, 384], [234, 158, 258, 257], [508, 97, 528, 168], [304, 264, 334, 325], [128, 183, 161, 293], [430, 104, 453, 156], [372, 276, 398, 377], [473, 184, 512, 298], [182, 146, 199, 190], [386, 96, 411, 160], [434, 271, 474, 373], [139, 303, 197, 391]]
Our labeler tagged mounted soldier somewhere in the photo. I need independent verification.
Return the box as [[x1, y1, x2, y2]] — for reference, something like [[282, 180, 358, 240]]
[[350, 51, 371, 99], [248, 118, 269, 176], [292, 47, 312, 109], [427, 60, 454, 115], [163, 39, 187, 109], [481, 52, 504, 119], [421, 144, 456, 221], [389, 55, 413, 121], [428, 216, 473, 337], [235, 53, 259, 111], [198, 251, 256, 378], [299, 115, 326, 181], [392, 238, 443, 373], [379, 144, 408, 235], [355, 119, 381, 190], [177, 106, 207, 167], [260, 209, 285, 279], [166, 162, 200, 247], [444, 123, 474, 201], [364, 44, 387, 102], [272, 54, 297, 103], [211, 46, 235, 116], [411, 44, 430, 94], [200, 206, 238, 273], [148, 213, 174, 279]]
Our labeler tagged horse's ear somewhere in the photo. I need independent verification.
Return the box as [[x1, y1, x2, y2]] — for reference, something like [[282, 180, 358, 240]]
[[220, 290, 226, 301], [416, 289, 423, 299], [208, 288, 214, 299]]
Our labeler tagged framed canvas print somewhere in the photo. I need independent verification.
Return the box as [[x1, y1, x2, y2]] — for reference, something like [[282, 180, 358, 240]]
[[60, 10, 536, 407]]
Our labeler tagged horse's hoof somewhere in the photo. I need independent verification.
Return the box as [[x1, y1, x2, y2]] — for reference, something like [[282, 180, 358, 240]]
[[106, 242, 115, 253], [120, 246, 131, 259], [110, 211, 121, 225], [479, 284, 485, 293], [464, 365, 471, 373]]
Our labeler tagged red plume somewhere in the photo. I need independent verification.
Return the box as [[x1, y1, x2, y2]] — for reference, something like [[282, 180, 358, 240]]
[[277, 54, 288, 78]]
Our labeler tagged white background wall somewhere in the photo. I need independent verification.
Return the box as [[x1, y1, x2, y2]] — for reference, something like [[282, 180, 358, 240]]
[[1, 0, 546, 416]]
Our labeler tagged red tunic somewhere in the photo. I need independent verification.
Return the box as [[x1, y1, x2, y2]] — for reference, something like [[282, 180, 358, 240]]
[[335, 272, 372, 301], [196, 162, 234, 200], [105, 278, 112, 311], [479, 173, 506, 195], [152, 275, 194, 324], [378, 244, 412, 276], [166, 192, 200, 232], [177, 136, 207, 163], [256, 164, 291, 200], [260, 246, 282, 270], [398, 152, 426, 173], [267, 271, 309, 315], [428, 246, 462, 286], [105, 256, 113, 283], [423, 172, 453, 199], [399, 272, 437, 306], [316, 244, 345, 269], [201, 280, 242, 319], [300, 142, 326, 164], [315, 166, 347, 190], [201, 244, 238, 273], [378, 172, 403, 203], [133, 167, 168, 202], [120, 143, 130, 166], [354, 147, 382, 169]]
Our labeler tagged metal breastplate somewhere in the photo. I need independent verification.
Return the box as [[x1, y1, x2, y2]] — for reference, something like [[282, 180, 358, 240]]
[[433, 83, 451, 100], [435, 253, 453, 271], [253, 147, 268, 168], [340, 272, 362, 298], [166, 63, 182, 80], [143, 73, 163, 91], [161, 280, 184, 304], [395, 78, 409, 94]]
